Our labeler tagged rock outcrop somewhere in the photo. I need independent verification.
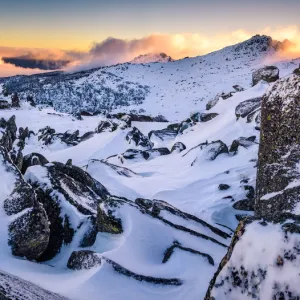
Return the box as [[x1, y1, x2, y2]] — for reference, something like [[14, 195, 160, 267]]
[[0, 147, 50, 261], [0, 270, 68, 300], [235, 97, 261, 118], [206, 73, 300, 299], [67, 250, 101, 270], [252, 65, 279, 86], [126, 127, 153, 149], [24, 162, 109, 261]]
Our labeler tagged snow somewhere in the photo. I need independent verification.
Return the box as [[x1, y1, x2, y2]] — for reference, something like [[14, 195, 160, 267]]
[[211, 221, 300, 299], [0, 35, 299, 300]]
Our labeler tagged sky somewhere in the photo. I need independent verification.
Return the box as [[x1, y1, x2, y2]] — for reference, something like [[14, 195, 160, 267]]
[[0, 0, 300, 76]]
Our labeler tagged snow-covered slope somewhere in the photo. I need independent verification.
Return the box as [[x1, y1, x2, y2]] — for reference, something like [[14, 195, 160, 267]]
[[3, 35, 299, 121], [0, 35, 299, 300]]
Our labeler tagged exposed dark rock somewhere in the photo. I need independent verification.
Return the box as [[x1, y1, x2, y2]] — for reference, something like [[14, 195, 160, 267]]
[[184, 140, 229, 164], [25, 162, 109, 261], [108, 113, 168, 124], [80, 131, 94, 141], [148, 128, 177, 142], [190, 112, 218, 122], [218, 184, 230, 191], [79, 216, 98, 247], [171, 142, 186, 153], [103, 257, 181, 286], [235, 97, 261, 118], [21, 152, 49, 174], [206, 74, 300, 300], [95, 159, 139, 177], [243, 185, 255, 199], [67, 250, 101, 270], [256, 74, 300, 219], [145, 148, 170, 159], [162, 241, 214, 265], [11, 93, 20, 108], [120, 149, 150, 162], [0, 270, 69, 300], [4, 182, 35, 215], [8, 202, 50, 260], [80, 111, 93, 116], [167, 123, 180, 132], [126, 127, 153, 149], [229, 136, 257, 154], [233, 199, 255, 211], [95, 120, 118, 133], [65, 159, 72, 166], [206, 94, 221, 110], [0, 100, 11, 109], [97, 196, 123, 234], [9, 139, 25, 170], [26, 95, 36, 107], [199, 113, 219, 122], [293, 67, 300, 76], [38, 126, 93, 147], [232, 85, 244, 92], [177, 120, 193, 134], [0, 116, 17, 151], [252, 65, 279, 86], [135, 198, 153, 210], [220, 92, 234, 100]]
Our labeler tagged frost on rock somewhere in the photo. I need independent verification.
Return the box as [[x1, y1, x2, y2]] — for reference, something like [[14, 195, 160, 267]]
[[207, 220, 300, 300], [24, 162, 109, 261], [252, 65, 279, 86], [0, 146, 50, 261], [206, 73, 300, 300], [235, 97, 261, 118], [183, 140, 229, 165], [0, 270, 68, 300], [256, 74, 300, 219], [126, 127, 153, 149]]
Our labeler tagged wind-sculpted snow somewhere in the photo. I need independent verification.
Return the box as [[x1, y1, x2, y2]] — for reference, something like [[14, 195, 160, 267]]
[[0, 35, 298, 300]]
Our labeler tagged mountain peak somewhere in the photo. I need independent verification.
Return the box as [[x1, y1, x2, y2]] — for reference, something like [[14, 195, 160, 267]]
[[130, 53, 174, 64]]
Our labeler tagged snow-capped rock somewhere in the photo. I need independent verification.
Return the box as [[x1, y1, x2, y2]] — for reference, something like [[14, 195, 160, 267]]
[[130, 53, 174, 64]]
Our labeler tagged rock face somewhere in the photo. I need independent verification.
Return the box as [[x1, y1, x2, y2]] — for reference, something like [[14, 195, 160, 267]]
[[0, 270, 68, 300], [252, 65, 279, 86], [95, 120, 118, 133], [38, 126, 93, 147], [184, 141, 229, 165], [21, 152, 49, 174], [11, 93, 20, 108], [206, 94, 221, 110], [67, 250, 101, 270], [0, 116, 17, 152], [126, 127, 153, 149], [0, 147, 50, 261], [206, 73, 300, 300], [148, 128, 177, 143], [235, 97, 261, 118], [229, 136, 257, 154], [8, 202, 50, 260], [24, 162, 109, 261], [256, 74, 300, 219]]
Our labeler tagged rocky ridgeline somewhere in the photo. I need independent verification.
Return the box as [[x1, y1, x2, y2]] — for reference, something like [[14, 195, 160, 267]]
[[206, 72, 300, 299]]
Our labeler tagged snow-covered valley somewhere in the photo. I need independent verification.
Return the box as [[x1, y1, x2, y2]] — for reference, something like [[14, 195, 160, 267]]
[[0, 35, 299, 299]]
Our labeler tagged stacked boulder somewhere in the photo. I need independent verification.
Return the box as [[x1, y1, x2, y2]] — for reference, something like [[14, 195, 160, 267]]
[[206, 73, 300, 299]]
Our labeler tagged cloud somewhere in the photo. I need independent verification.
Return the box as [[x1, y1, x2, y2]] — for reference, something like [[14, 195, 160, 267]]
[[1, 25, 300, 76], [2, 55, 70, 70]]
